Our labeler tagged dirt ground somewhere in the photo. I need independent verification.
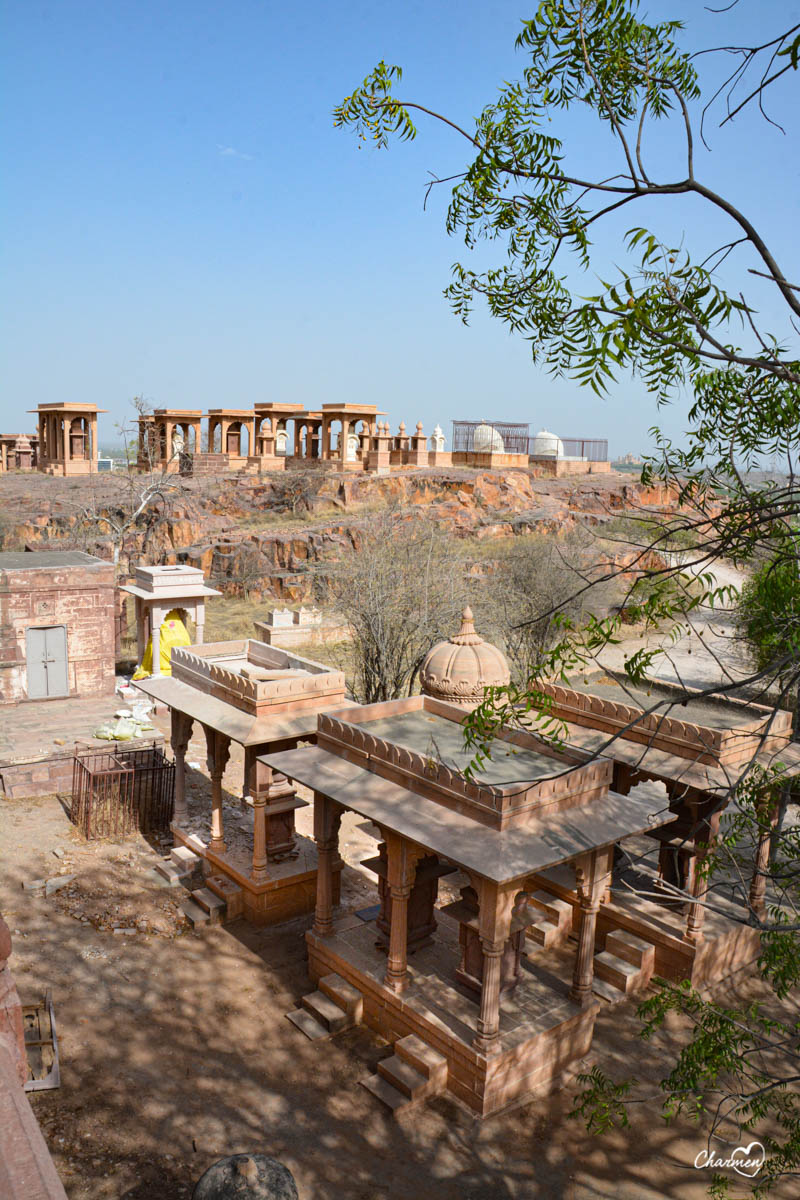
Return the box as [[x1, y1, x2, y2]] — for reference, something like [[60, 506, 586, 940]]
[[3, 776, 797, 1200]]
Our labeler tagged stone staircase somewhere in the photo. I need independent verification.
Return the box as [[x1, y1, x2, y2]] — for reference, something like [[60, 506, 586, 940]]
[[526, 889, 574, 949], [593, 929, 655, 1003], [150, 846, 244, 930], [360, 1035, 448, 1115], [286, 973, 363, 1040]]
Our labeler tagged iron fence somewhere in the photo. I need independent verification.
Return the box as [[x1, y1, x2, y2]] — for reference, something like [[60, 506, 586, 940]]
[[71, 743, 175, 840], [554, 437, 609, 461], [452, 421, 530, 455]]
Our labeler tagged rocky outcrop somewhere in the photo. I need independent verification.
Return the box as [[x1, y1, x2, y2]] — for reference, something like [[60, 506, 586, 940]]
[[0, 468, 686, 602]]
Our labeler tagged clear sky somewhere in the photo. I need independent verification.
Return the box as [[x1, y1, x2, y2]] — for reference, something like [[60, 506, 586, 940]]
[[2, 1, 797, 457]]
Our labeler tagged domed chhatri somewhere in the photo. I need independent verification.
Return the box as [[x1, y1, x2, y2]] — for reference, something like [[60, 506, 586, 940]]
[[420, 606, 510, 707]]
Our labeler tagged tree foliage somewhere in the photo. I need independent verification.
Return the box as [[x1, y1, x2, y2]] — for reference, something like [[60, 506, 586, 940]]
[[336, 2, 800, 1192]]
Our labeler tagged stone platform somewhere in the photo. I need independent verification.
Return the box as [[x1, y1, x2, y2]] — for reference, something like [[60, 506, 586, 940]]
[[528, 839, 761, 988], [0, 695, 163, 799], [175, 829, 342, 927], [305, 911, 596, 1118]]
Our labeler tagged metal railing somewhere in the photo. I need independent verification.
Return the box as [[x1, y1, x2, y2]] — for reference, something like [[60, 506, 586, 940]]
[[452, 421, 530, 454], [528, 436, 609, 461], [71, 744, 175, 840]]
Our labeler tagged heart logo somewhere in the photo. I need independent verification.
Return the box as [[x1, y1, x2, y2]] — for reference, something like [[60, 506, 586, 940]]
[[732, 1142, 765, 1178]]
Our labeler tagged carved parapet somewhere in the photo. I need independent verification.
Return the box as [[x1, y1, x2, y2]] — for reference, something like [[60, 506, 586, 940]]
[[316, 704, 612, 830], [540, 678, 791, 767]]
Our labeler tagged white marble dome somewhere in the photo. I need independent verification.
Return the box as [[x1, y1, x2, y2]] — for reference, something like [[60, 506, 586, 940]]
[[420, 607, 510, 707], [473, 423, 504, 453], [531, 429, 564, 458]]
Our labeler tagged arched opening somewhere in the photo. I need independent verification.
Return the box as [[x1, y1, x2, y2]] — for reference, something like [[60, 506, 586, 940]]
[[275, 421, 288, 456], [211, 422, 222, 453], [69, 417, 87, 461]]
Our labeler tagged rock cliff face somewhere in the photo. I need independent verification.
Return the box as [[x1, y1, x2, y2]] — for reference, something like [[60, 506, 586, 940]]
[[0, 468, 684, 601]]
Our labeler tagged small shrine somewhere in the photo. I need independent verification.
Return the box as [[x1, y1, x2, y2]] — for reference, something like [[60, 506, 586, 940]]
[[262, 694, 675, 1116], [32, 403, 105, 475], [534, 673, 800, 985], [133, 638, 350, 925], [121, 565, 221, 677], [136, 409, 202, 473]]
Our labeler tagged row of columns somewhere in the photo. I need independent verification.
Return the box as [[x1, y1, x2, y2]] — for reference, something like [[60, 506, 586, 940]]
[[309, 792, 616, 1057], [170, 711, 303, 882], [37, 412, 97, 471]]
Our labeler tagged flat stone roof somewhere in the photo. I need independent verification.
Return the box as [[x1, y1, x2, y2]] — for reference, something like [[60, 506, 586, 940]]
[[262, 746, 676, 884], [0, 551, 107, 570], [361, 710, 563, 785], [132, 675, 354, 746], [569, 674, 761, 731]]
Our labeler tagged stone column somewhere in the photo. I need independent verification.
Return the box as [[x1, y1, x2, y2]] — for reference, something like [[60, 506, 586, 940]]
[[471, 877, 516, 1055], [749, 797, 777, 919], [382, 835, 422, 994], [385, 883, 412, 993], [684, 810, 719, 943], [170, 710, 194, 829], [203, 725, 231, 855], [473, 940, 505, 1053], [195, 601, 205, 646], [570, 851, 603, 1007], [251, 790, 268, 884], [37, 412, 45, 470], [312, 792, 341, 936], [151, 609, 163, 677]]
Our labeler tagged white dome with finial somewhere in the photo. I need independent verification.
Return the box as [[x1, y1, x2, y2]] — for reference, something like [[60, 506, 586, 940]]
[[473, 423, 504, 453], [420, 607, 510, 707], [531, 429, 564, 457]]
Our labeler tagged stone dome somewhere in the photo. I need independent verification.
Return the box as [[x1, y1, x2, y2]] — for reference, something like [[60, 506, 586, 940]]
[[531, 429, 564, 458], [473, 423, 504, 453], [420, 607, 510, 707]]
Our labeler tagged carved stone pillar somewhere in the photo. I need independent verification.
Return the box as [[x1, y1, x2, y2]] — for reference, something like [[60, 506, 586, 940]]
[[473, 940, 504, 1054], [203, 725, 231, 855], [471, 878, 517, 1056], [382, 835, 423, 994], [570, 851, 604, 1007], [385, 884, 412, 994], [313, 793, 341, 937], [170, 710, 194, 829], [685, 810, 719, 943], [748, 797, 777, 919]]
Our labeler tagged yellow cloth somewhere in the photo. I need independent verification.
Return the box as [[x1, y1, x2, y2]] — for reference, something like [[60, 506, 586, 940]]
[[132, 610, 192, 679]]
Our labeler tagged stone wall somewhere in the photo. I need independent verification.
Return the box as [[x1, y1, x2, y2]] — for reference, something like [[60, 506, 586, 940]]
[[0, 560, 116, 704]]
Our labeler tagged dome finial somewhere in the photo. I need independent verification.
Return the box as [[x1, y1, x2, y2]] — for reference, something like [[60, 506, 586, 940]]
[[450, 606, 483, 647]]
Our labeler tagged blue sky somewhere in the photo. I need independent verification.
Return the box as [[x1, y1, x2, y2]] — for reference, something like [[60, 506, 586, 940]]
[[2, 1, 797, 456]]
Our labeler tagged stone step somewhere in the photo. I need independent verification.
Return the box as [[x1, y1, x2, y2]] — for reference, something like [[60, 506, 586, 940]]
[[286, 1008, 331, 1041], [191, 888, 226, 924], [301, 990, 351, 1034], [592, 977, 627, 1004], [394, 1034, 447, 1088], [180, 899, 210, 928], [318, 974, 363, 1022], [359, 1072, 412, 1113], [594, 950, 646, 994], [377, 1055, 431, 1102], [155, 860, 192, 888], [605, 929, 656, 971], [171, 845, 200, 870], [526, 917, 561, 949], [527, 890, 573, 927], [204, 874, 244, 920]]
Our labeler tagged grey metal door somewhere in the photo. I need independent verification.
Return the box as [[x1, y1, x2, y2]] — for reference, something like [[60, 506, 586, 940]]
[[26, 626, 69, 699]]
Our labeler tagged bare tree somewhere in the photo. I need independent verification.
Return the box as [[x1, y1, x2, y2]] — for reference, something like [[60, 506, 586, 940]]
[[75, 396, 184, 571], [476, 530, 621, 686], [329, 512, 468, 703]]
